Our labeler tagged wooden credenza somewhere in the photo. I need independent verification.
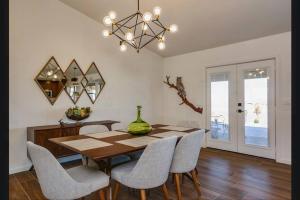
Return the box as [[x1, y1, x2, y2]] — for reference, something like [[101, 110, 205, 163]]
[[27, 120, 120, 158]]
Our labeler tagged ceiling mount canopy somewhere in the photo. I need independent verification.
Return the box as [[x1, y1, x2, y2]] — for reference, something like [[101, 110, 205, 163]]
[[102, 0, 178, 53]]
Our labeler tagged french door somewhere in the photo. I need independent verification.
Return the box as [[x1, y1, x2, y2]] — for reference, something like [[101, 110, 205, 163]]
[[206, 59, 275, 159]]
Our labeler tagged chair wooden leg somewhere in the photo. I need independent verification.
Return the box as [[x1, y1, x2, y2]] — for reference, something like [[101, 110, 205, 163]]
[[112, 182, 120, 200], [162, 184, 170, 200], [174, 173, 182, 200], [181, 173, 185, 184], [191, 169, 201, 196], [172, 173, 175, 184], [195, 167, 199, 175], [99, 189, 106, 200], [140, 189, 147, 200]]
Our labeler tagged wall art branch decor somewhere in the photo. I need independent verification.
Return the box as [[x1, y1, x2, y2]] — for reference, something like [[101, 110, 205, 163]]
[[163, 76, 203, 114]]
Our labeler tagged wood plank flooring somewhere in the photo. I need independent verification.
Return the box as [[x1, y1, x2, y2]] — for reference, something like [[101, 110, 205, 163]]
[[9, 148, 291, 200]]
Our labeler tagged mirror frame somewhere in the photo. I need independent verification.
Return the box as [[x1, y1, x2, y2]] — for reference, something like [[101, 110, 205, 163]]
[[64, 59, 87, 104], [34, 56, 67, 105], [84, 62, 106, 104]]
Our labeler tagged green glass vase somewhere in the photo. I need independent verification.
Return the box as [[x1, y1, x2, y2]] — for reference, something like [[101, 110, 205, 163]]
[[128, 106, 152, 135]]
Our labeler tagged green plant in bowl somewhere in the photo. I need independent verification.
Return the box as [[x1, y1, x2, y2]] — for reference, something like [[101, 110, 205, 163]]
[[66, 106, 91, 121], [128, 106, 152, 135]]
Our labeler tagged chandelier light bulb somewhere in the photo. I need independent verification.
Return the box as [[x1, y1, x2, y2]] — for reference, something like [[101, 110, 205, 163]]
[[102, 30, 110, 37], [125, 31, 134, 41], [108, 11, 117, 20], [142, 24, 148, 31], [159, 35, 166, 41], [120, 43, 127, 52], [153, 6, 161, 17], [143, 12, 153, 22], [169, 24, 178, 33], [158, 41, 166, 50], [47, 71, 53, 76], [103, 16, 112, 26], [53, 74, 58, 79]]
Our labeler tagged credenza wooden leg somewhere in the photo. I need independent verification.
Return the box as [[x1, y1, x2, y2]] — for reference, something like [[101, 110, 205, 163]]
[[99, 189, 106, 200], [140, 189, 147, 200]]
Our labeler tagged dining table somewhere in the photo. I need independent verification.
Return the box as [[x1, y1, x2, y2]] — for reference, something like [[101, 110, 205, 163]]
[[49, 124, 209, 199]]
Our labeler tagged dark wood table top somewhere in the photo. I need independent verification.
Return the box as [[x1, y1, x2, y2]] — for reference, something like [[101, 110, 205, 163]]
[[49, 124, 209, 161]]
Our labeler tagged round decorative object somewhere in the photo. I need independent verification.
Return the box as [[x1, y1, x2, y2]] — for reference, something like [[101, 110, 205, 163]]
[[128, 106, 152, 135], [65, 106, 91, 121]]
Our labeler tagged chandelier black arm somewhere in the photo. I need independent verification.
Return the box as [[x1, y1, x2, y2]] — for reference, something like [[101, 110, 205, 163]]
[[114, 12, 137, 25], [139, 29, 165, 49], [133, 14, 139, 36], [156, 19, 166, 29], [143, 33, 157, 38], [144, 21, 158, 38], [152, 20, 166, 30], [113, 14, 136, 34], [113, 32, 137, 49], [137, 23, 146, 49], [128, 20, 144, 29], [133, 33, 144, 40], [114, 24, 126, 35], [120, 25, 131, 29]]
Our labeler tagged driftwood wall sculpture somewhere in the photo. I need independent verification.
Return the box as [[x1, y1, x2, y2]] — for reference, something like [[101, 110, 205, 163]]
[[163, 76, 203, 114]]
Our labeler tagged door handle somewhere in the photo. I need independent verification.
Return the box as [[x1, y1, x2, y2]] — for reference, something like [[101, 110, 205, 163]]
[[237, 109, 244, 113]]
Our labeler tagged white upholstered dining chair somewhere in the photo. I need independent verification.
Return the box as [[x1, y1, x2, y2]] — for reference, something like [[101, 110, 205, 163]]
[[27, 141, 109, 200], [79, 125, 131, 169], [111, 136, 178, 200], [170, 130, 205, 200]]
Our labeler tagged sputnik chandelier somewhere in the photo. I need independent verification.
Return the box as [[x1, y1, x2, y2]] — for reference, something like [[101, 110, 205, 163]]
[[102, 0, 178, 53]]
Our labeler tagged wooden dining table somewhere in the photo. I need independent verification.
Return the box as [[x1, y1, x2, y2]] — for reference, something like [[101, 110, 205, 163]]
[[49, 124, 209, 198]]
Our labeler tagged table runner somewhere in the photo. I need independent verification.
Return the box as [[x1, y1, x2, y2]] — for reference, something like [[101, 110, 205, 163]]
[[87, 131, 128, 139], [61, 138, 112, 151], [116, 136, 159, 148]]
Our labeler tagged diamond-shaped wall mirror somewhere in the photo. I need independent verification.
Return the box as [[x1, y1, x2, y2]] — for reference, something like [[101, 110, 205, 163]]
[[64, 59, 87, 104], [84, 63, 105, 104], [35, 57, 67, 105]]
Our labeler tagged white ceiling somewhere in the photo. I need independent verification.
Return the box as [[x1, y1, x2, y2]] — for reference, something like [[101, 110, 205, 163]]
[[59, 0, 291, 57]]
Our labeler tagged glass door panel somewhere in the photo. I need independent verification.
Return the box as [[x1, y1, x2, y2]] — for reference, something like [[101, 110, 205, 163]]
[[243, 69, 269, 147], [210, 73, 230, 141]]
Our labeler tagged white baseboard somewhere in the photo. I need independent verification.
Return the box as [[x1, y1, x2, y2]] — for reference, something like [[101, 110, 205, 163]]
[[276, 158, 291, 165], [9, 154, 82, 175], [9, 163, 32, 174]]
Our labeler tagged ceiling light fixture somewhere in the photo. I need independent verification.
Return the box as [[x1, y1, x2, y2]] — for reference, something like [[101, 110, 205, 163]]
[[102, 0, 177, 53]]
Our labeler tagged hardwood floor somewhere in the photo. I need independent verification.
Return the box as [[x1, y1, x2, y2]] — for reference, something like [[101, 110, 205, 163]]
[[9, 148, 291, 200]]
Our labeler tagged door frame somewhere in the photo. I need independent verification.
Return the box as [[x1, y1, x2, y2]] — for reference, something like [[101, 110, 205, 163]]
[[205, 57, 277, 159]]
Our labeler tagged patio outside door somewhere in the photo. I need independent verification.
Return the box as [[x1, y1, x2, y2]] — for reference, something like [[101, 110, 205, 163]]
[[206, 59, 275, 159]]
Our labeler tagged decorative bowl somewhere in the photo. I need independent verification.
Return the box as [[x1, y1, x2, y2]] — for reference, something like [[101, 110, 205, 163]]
[[65, 106, 91, 121]]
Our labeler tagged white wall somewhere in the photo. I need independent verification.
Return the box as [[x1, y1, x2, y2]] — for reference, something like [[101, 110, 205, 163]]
[[162, 32, 291, 164], [9, 0, 164, 174]]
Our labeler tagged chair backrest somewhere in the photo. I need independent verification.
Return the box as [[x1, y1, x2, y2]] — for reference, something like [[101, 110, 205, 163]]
[[79, 125, 109, 135], [124, 136, 177, 189], [170, 130, 205, 173], [27, 142, 80, 199]]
